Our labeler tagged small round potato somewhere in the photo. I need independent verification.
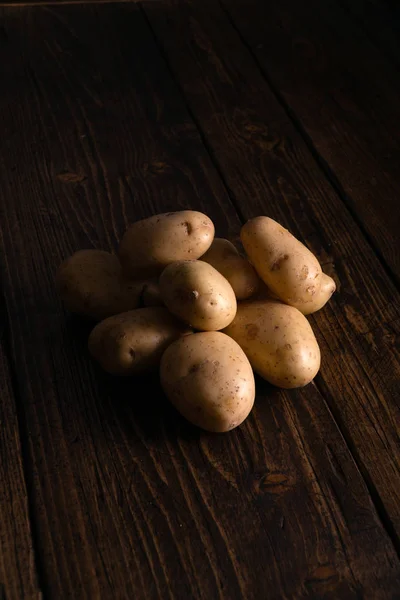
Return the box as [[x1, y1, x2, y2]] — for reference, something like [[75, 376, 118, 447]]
[[88, 307, 191, 375], [201, 238, 260, 300], [159, 260, 237, 331], [223, 299, 320, 388], [119, 211, 215, 278], [241, 217, 323, 310], [56, 250, 143, 321], [298, 273, 336, 315], [141, 278, 164, 307], [160, 331, 255, 432]]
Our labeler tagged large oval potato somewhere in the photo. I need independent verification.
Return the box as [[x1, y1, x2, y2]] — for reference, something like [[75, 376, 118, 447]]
[[88, 307, 191, 375], [241, 217, 323, 310], [201, 238, 260, 300], [119, 211, 215, 278], [159, 260, 237, 331], [56, 250, 143, 321], [298, 273, 336, 315], [223, 299, 320, 388], [160, 331, 255, 432]]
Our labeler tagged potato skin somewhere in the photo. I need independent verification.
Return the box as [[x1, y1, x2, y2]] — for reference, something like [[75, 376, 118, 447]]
[[201, 238, 260, 300], [119, 211, 215, 278], [159, 260, 237, 331], [223, 299, 320, 388], [160, 332, 255, 432], [88, 307, 191, 375], [56, 250, 143, 321], [298, 273, 336, 315], [141, 278, 164, 307], [241, 217, 322, 310]]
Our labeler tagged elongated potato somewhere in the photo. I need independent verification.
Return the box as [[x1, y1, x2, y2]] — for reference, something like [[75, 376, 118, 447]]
[[223, 299, 320, 388], [159, 260, 237, 331], [119, 211, 215, 278], [241, 217, 322, 310], [88, 307, 191, 375], [201, 238, 260, 300], [160, 332, 255, 432], [56, 250, 143, 321], [298, 273, 336, 315]]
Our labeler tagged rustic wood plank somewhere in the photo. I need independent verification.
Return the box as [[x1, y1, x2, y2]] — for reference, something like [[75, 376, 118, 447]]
[[218, 0, 400, 284], [338, 0, 400, 63], [0, 300, 42, 599], [143, 0, 400, 547], [0, 0, 131, 5], [1, 3, 400, 598]]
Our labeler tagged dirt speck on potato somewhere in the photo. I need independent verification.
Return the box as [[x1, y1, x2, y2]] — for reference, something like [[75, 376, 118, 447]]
[[245, 324, 259, 340], [271, 254, 289, 271]]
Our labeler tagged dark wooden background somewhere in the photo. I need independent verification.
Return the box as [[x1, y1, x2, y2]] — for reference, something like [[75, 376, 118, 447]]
[[1, 0, 400, 598]]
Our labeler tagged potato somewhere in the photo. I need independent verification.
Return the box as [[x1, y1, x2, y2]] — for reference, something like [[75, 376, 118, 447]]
[[119, 211, 215, 278], [56, 249, 143, 321], [159, 260, 237, 331], [298, 273, 336, 315], [201, 238, 260, 300], [241, 217, 323, 311], [223, 299, 320, 388], [141, 278, 164, 307], [88, 307, 191, 375], [160, 331, 255, 432]]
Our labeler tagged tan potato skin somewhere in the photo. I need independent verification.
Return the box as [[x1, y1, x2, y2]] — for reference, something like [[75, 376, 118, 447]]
[[223, 299, 320, 388], [56, 250, 143, 321], [159, 260, 237, 331], [141, 278, 164, 307], [119, 211, 215, 278], [298, 273, 336, 315], [160, 332, 255, 432], [241, 217, 323, 310], [88, 307, 191, 375], [201, 238, 260, 300]]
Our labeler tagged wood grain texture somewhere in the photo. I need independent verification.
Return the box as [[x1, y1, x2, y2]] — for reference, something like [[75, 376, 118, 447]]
[[217, 0, 400, 284], [1, 3, 400, 598], [0, 301, 41, 600], [338, 0, 400, 64], [143, 0, 400, 545]]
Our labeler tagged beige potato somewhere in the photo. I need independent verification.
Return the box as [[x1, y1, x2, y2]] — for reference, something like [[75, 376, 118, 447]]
[[119, 211, 215, 278], [159, 260, 237, 331], [298, 273, 336, 315], [241, 217, 323, 310], [160, 331, 255, 432], [223, 299, 320, 388], [141, 278, 164, 307], [88, 307, 191, 375], [56, 249, 143, 321], [201, 238, 260, 300]]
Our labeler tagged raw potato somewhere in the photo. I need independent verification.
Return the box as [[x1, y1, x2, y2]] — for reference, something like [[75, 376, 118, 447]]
[[159, 260, 237, 331], [201, 238, 260, 300], [160, 332, 255, 432], [241, 217, 323, 311], [298, 273, 336, 315], [88, 307, 191, 375], [223, 299, 320, 388], [141, 279, 164, 307], [56, 250, 143, 321], [119, 211, 215, 278]]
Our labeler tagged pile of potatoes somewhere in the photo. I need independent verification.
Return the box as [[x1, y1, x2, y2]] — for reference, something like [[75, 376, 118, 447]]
[[57, 211, 335, 433]]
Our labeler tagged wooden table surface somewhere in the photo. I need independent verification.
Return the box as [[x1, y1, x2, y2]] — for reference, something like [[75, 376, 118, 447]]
[[1, 0, 400, 598]]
